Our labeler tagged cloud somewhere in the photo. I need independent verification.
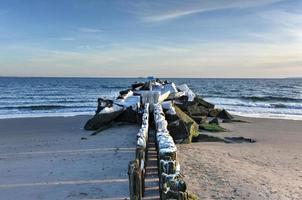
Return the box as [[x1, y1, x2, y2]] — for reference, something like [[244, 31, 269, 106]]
[[78, 27, 104, 33], [141, 0, 283, 22], [1, 40, 301, 78], [61, 37, 75, 41]]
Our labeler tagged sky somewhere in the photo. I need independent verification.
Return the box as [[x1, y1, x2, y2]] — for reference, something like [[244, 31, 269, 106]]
[[0, 0, 301, 78]]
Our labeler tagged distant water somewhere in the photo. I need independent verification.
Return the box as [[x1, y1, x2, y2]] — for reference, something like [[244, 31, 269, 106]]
[[0, 77, 301, 120]]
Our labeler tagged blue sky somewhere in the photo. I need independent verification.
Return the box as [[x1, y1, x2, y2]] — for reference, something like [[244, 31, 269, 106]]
[[0, 0, 301, 77]]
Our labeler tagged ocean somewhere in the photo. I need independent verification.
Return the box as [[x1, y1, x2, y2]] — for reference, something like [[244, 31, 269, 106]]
[[0, 77, 301, 120]]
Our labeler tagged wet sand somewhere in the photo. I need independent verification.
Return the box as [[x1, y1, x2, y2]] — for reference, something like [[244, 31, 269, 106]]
[[0, 115, 138, 200], [178, 117, 302, 200]]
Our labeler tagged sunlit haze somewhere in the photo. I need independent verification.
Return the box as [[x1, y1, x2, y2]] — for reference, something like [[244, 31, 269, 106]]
[[0, 0, 301, 78]]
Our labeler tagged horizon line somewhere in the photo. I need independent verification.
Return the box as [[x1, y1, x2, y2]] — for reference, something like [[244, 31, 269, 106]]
[[0, 75, 300, 79]]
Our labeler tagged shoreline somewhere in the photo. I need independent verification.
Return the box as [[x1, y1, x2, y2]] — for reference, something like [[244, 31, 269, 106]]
[[0, 113, 302, 121]]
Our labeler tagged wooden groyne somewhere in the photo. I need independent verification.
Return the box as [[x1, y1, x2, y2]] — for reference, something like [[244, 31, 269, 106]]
[[128, 102, 192, 200]]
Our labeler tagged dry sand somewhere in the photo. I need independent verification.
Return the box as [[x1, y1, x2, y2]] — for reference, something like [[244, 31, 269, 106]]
[[178, 117, 302, 200], [1, 115, 301, 200], [0, 115, 138, 200]]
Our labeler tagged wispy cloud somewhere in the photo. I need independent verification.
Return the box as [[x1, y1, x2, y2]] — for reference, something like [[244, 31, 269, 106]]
[[142, 0, 283, 22], [61, 37, 75, 41], [78, 27, 104, 33]]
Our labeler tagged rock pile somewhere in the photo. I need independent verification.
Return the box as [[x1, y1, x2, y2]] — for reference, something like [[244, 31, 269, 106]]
[[84, 78, 234, 143]]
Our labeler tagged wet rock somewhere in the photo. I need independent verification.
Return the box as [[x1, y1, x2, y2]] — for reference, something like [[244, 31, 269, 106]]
[[199, 122, 226, 132], [84, 109, 123, 130], [222, 119, 233, 123], [208, 108, 221, 117], [115, 106, 138, 123], [209, 118, 219, 125], [194, 96, 215, 109], [167, 106, 199, 144], [225, 136, 256, 143], [186, 103, 209, 116], [192, 134, 225, 143], [217, 109, 233, 120], [191, 116, 207, 124]]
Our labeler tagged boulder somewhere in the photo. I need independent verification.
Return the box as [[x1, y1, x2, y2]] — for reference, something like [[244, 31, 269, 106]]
[[117, 89, 132, 99], [131, 82, 144, 90], [115, 106, 138, 123], [194, 96, 215, 109], [95, 98, 113, 114], [175, 96, 214, 117], [84, 109, 123, 130], [222, 119, 233, 123], [208, 108, 221, 117], [217, 109, 233, 120], [186, 103, 208, 116], [167, 106, 199, 144], [191, 116, 207, 124], [209, 118, 219, 125]]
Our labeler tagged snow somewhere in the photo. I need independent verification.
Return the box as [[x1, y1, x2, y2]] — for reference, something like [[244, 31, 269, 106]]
[[99, 104, 124, 114], [177, 84, 196, 101]]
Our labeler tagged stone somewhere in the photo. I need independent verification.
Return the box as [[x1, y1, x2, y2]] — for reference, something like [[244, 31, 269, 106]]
[[194, 96, 215, 109], [191, 116, 207, 124], [95, 98, 113, 114], [117, 89, 132, 99], [217, 109, 233, 120], [115, 106, 138, 123], [222, 119, 233, 123], [186, 103, 209, 116], [208, 108, 221, 117], [209, 118, 219, 125], [84, 109, 123, 130], [131, 82, 144, 90], [167, 106, 199, 144], [192, 133, 225, 143]]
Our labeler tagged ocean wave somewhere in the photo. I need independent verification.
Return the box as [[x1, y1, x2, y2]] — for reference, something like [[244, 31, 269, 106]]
[[204, 96, 302, 102], [0, 105, 90, 111]]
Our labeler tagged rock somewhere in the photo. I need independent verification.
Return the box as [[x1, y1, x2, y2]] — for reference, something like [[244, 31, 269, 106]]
[[117, 89, 132, 99], [224, 136, 256, 143], [186, 103, 209, 116], [191, 116, 207, 124], [199, 122, 226, 132], [208, 108, 221, 117], [115, 106, 138, 123], [217, 109, 233, 120], [222, 119, 233, 123], [194, 96, 215, 109], [209, 118, 219, 125], [175, 96, 214, 117], [165, 113, 179, 123], [84, 109, 123, 130], [167, 106, 199, 144], [192, 133, 225, 143], [131, 82, 144, 90], [95, 98, 113, 114]]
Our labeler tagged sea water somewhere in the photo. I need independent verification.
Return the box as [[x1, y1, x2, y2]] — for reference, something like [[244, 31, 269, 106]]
[[0, 77, 301, 120]]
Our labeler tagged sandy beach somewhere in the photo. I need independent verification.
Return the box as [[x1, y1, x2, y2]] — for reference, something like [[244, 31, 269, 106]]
[[178, 117, 302, 200], [0, 115, 138, 200], [0, 115, 301, 200]]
